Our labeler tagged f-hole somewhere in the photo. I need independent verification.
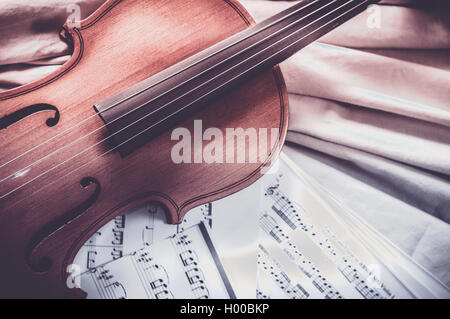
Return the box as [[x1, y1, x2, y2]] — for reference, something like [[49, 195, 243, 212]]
[[27, 177, 101, 273], [1, 103, 60, 130]]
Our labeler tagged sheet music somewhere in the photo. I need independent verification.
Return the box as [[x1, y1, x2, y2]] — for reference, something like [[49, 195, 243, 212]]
[[73, 152, 449, 299], [74, 203, 212, 272], [78, 223, 234, 299], [255, 163, 402, 298], [255, 153, 449, 299]]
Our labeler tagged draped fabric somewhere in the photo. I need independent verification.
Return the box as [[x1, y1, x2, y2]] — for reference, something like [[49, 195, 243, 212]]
[[243, 0, 450, 218], [1, 0, 449, 286]]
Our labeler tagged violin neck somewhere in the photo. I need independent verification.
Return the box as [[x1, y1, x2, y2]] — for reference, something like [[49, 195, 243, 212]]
[[95, 0, 379, 157]]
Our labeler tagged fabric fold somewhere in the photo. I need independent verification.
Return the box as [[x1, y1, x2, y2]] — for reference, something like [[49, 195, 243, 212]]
[[286, 131, 450, 223], [287, 93, 450, 175]]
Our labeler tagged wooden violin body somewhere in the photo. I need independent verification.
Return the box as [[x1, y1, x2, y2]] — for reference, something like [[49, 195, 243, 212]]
[[0, 0, 287, 298]]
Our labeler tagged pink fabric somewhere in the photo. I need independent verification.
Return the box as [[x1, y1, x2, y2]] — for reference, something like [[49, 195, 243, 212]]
[[0, 0, 104, 89], [241, 0, 450, 216], [241, 0, 450, 285]]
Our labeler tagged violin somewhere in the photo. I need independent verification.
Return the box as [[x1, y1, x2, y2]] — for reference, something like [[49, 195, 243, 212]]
[[0, 0, 378, 298]]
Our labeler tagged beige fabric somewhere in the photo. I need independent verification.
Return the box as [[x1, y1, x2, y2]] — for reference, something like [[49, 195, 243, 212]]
[[241, 0, 450, 285], [242, 0, 450, 219], [0, 0, 104, 89]]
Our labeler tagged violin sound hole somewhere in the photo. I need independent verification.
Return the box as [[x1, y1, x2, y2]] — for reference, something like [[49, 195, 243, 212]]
[[27, 177, 101, 273], [0, 103, 60, 130]]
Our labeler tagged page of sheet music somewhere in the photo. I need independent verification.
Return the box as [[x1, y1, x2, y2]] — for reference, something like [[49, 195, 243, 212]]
[[73, 186, 258, 299], [254, 153, 449, 299], [73, 152, 449, 299], [74, 203, 212, 273], [78, 223, 234, 299]]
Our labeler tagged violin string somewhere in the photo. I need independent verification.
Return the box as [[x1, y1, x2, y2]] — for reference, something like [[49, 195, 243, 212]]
[[2, 0, 364, 199], [1, 0, 340, 184], [3, 0, 350, 188], [1, 0, 323, 170], [91, 0, 328, 118], [3, 0, 368, 200]]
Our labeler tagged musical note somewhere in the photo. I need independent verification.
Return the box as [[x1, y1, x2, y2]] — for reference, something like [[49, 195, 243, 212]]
[[112, 229, 124, 245], [264, 184, 308, 231], [311, 275, 342, 299], [74, 202, 214, 275], [131, 250, 173, 299], [78, 223, 233, 299], [87, 250, 97, 269], [170, 232, 211, 299], [143, 225, 154, 246], [114, 215, 126, 229], [201, 203, 213, 228], [88, 266, 127, 299], [180, 250, 199, 267], [258, 161, 399, 299], [259, 214, 342, 298], [256, 289, 270, 299], [258, 245, 309, 299], [111, 247, 123, 260]]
